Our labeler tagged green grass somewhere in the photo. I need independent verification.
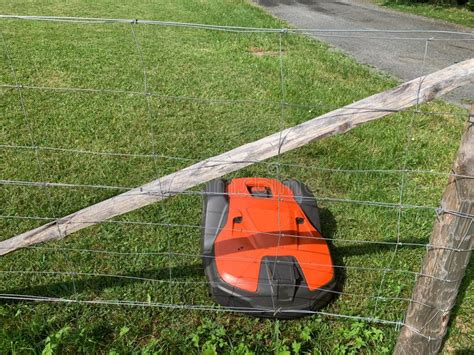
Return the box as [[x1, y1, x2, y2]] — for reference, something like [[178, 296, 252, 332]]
[[375, 1, 474, 28], [0, 0, 472, 353]]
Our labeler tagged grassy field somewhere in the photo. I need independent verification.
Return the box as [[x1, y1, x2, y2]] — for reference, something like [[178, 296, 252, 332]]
[[375, 1, 474, 28], [1, 0, 472, 353]]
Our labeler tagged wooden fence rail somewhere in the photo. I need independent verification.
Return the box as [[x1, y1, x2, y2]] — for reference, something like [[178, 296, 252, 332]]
[[0, 58, 473, 256]]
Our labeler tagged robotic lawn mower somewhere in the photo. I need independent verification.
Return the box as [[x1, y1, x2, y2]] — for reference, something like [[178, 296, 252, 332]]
[[201, 177, 336, 318]]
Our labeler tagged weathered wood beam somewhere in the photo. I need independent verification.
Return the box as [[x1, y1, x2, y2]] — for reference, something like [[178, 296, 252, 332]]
[[1, 58, 473, 256], [394, 104, 474, 354]]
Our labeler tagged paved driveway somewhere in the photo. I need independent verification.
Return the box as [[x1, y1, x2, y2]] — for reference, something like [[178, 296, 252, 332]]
[[253, 0, 473, 106]]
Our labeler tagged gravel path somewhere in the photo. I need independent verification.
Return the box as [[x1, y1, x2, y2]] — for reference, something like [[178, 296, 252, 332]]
[[252, 0, 473, 106]]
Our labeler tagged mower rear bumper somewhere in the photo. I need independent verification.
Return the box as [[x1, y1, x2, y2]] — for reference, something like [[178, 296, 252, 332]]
[[204, 254, 337, 319]]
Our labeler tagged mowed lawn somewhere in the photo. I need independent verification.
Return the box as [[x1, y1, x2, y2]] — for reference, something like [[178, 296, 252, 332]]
[[375, 0, 474, 28], [0, 0, 472, 353]]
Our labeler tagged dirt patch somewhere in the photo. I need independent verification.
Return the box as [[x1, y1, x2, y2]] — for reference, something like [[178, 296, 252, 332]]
[[248, 47, 282, 57]]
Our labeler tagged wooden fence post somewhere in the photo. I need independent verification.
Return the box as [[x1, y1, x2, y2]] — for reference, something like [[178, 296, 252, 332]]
[[394, 104, 474, 354]]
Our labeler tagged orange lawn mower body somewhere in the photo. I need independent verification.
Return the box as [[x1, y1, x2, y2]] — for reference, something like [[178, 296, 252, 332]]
[[201, 177, 336, 318]]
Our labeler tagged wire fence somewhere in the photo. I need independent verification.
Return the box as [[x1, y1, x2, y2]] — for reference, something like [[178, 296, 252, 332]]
[[1, 14, 473, 349]]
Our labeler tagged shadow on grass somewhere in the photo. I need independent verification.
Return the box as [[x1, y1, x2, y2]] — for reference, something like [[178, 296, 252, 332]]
[[0, 263, 205, 301], [320, 208, 346, 302], [442, 257, 473, 353], [1, 208, 431, 305]]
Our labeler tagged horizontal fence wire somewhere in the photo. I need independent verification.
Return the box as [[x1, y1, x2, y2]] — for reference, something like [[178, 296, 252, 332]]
[[1, 14, 473, 346], [0, 246, 470, 283], [0, 296, 450, 343], [2, 143, 473, 177], [0, 178, 442, 210], [1, 213, 471, 253], [0, 84, 468, 120], [0, 269, 453, 311], [0, 293, 418, 330], [0, 14, 473, 40]]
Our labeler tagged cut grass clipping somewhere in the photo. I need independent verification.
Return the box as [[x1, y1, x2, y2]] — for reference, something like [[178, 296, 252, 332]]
[[1, 0, 472, 353]]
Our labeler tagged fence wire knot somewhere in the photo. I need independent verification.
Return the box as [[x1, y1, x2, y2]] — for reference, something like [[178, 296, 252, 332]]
[[435, 207, 445, 216]]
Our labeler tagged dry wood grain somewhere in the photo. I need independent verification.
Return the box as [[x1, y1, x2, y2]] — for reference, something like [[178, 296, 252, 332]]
[[394, 104, 474, 354]]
